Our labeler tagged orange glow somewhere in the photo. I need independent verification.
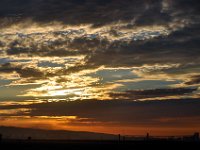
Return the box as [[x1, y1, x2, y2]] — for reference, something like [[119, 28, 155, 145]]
[[0, 116, 199, 136]]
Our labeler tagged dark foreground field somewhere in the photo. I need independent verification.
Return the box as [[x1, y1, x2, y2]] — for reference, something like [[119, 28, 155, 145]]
[[1, 140, 200, 149], [0, 127, 200, 149]]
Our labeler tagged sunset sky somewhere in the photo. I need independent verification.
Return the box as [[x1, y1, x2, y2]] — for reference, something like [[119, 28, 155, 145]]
[[0, 0, 200, 136]]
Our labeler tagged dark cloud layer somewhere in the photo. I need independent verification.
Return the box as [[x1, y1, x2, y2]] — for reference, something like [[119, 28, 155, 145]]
[[109, 88, 197, 100], [0, 0, 199, 26], [0, 0, 199, 70], [1, 98, 200, 127], [0, 0, 178, 26], [85, 24, 200, 67], [185, 75, 200, 85], [0, 63, 45, 78], [0, 63, 81, 80]]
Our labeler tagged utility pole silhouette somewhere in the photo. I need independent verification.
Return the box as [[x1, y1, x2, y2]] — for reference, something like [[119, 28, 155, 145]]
[[118, 134, 121, 142], [146, 133, 149, 141], [0, 133, 2, 142]]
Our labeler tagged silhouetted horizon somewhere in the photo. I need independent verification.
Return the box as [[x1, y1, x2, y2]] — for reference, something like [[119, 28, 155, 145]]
[[0, 126, 199, 141]]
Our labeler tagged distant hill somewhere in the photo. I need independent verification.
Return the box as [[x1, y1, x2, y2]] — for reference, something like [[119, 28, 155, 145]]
[[0, 126, 117, 140]]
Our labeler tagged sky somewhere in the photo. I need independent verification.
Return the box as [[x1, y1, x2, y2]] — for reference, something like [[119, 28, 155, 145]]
[[0, 0, 200, 136]]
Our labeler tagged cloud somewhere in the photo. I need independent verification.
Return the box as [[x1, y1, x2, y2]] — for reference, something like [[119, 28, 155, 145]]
[[0, 62, 88, 81], [185, 75, 200, 85], [0, 0, 171, 26], [84, 24, 200, 68], [0, 0, 199, 73], [109, 87, 197, 100], [0, 23, 169, 58], [0, 0, 199, 101], [0, 63, 45, 78], [0, 0, 199, 26], [0, 0, 198, 52], [1, 98, 200, 127]]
